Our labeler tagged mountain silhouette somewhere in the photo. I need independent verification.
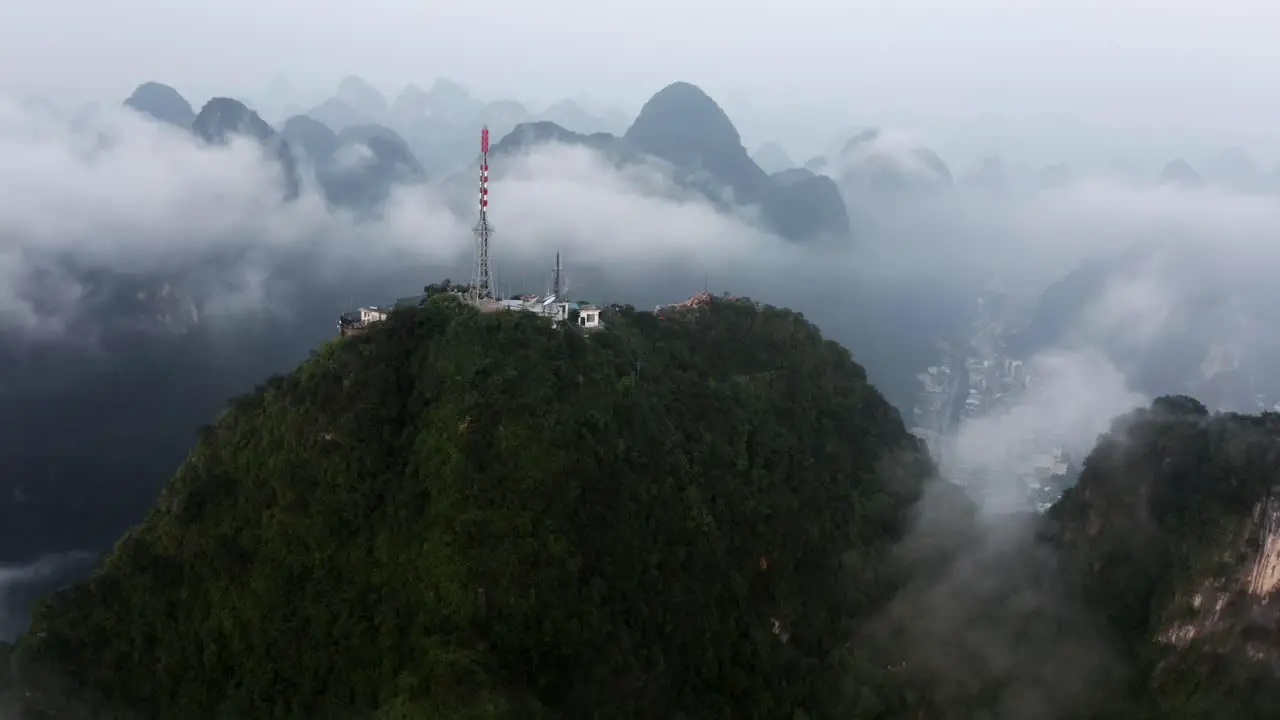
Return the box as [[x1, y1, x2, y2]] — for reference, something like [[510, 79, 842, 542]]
[[492, 82, 850, 243], [193, 98, 300, 201], [123, 82, 195, 128]]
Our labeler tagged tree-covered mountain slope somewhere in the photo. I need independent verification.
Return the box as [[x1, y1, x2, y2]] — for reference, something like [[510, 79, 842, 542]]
[[1052, 396, 1280, 718], [836, 398, 1280, 720], [10, 295, 933, 719]]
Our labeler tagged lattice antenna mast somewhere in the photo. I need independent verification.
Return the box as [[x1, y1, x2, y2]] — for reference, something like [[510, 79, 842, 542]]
[[469, 126, 496, 303]]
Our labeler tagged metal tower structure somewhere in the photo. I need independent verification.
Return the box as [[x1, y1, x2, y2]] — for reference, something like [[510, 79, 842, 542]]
[[468, 126, 496, 303], [552, 252, 562, 299]]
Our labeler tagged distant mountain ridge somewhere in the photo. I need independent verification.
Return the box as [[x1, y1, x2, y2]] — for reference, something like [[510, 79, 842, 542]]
[[122, 82, 425, 214], [302, 75, 630, 177], [123, 82, 194, 129], [492, 81, 851, 243], [1159, 158, 1203, 188], [191, 97, 301, 202], [752, 142, 795, 174], [806, 128, 954, 195], [1009, 244, 1280, 410]]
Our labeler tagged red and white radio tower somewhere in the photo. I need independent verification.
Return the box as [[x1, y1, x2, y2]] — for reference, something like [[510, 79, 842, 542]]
[[468, 125, 497, 303]]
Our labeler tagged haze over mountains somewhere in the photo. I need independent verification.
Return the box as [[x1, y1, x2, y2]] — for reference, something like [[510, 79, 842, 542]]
[[278, 75, 630, 180], [9, 72, 1280, 537], [9, 61, 1280, 714], [7, 75, 1280, 451]]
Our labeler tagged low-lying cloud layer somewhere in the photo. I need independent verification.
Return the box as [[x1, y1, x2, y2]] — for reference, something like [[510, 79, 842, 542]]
[[832, 129, 1280, 280], [842, 133, 1280, 718], [942, 349, 1145, 512], [9, 96, 1280, 702], [0, 99, 804, 340], [7, 97, 1279, 353], [6, 95, 1280, 476], [482, 142, 806, 284], [0, 551, 96, 642], [0, 99, 471, 337], [6, 97, 1280, 491]]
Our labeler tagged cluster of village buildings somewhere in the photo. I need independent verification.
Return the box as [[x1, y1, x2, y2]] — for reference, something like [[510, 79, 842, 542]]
[[337, 272, 753, 340], [912, 291, 1077, 514], [337, 282, 602, 337]]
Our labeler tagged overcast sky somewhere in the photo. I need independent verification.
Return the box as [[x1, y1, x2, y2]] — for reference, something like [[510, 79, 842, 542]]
[[3, 1, 1280, 162]]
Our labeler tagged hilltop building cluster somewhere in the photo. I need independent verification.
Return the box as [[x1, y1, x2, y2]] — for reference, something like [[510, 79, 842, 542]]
[[336, 125, 757, 338], [497, 294, 601, 328], [337, 306, 389, 337], [338, 126, 602, 336], [337, 263, 603, 336], [655, 291, 762, 318]]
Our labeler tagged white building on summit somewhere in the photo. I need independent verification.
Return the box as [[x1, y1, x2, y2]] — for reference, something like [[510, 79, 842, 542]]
[[578, 304, 601, 329], [337, 306, 389, 336]]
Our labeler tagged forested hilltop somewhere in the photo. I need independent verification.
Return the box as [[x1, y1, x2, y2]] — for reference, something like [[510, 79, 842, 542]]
[[8, 295, 1280, 719], [5, 295, 935, 718]]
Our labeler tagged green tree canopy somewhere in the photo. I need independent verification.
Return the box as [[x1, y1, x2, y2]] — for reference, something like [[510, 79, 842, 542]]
[[12, 295, 932, 719]]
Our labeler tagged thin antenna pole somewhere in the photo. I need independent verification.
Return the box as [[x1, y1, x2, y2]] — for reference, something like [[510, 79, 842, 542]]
[[553, 252, 562, 299]]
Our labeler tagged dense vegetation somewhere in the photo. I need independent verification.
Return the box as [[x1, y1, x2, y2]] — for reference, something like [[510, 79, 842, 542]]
[[10, 294, 1280, 718], [9, 295, 933, 718], [848, 398, 1280, 720], [1052, 396, 1280, 718]]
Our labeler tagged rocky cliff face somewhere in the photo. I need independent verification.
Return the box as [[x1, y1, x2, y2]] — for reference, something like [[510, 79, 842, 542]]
[[1249, 498, 1280, 598], [1157, 488, 1280, 668], [1054, 397, 1280, 697]]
